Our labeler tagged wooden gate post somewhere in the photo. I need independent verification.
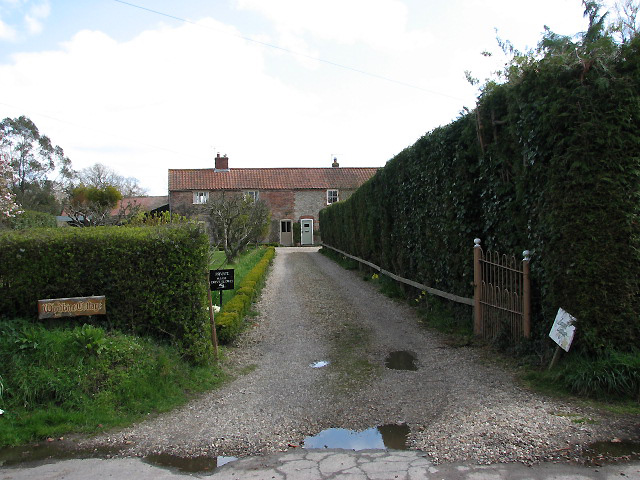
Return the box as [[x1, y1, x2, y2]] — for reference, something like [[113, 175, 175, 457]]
[[522, 250, 531, 338], [473, 238, 482, 336]]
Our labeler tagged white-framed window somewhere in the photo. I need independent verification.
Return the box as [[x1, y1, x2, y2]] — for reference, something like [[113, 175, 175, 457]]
[[327, 189, 339, 205], [245, 190, 259, 202], [193, 191, 209, 204]]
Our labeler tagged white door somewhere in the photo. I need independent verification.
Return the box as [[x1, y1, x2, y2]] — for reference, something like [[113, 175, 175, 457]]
[[280, 220, 293, 246], [300, 219, 314, 245]]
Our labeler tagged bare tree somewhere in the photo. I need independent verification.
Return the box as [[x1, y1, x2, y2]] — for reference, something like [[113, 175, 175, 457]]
[[205, 193, 270, 263], [77, 163, 146, 197]]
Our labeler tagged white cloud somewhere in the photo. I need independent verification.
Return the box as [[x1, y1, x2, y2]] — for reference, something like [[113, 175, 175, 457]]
[[24, 1, 49, 35], [0, 17, 16, 40], [0, 0, 49, 39], [235, 0, 432, 51], [1, 18, 343, 194]]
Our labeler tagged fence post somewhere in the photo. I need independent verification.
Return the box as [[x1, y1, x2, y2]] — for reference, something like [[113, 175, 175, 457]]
[[473, 238, 482, 336], [522, 250, 531, 338]]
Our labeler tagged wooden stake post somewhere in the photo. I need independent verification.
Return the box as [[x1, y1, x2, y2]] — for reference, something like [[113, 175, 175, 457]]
[[207, 286, 219, 358], [208, 269, 235, 359]]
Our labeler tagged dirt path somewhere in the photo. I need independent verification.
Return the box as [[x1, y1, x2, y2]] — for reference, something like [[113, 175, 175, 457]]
[[80, 247, 637, 464]]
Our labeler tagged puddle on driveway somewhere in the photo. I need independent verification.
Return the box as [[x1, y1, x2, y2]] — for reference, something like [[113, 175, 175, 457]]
[[310, 360, 330, 368], [144, 453, 237, 473], [0, 443, 120, 467], [583, 440, 640, 464], [302, 424, 410, 450], [0, 442, 237, 474], [385, 351, 418, 371]]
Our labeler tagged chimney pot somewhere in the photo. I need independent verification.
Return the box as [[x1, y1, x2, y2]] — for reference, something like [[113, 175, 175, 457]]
[[215, 153, 229, 171], [332, 157, 339, 168]]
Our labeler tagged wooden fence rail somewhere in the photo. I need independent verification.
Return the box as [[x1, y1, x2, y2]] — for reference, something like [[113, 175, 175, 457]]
[[321, 240, 531, 343], [320, 243, 474, 306]]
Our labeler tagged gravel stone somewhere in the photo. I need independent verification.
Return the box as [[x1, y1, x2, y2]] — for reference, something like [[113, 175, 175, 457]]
[[77, 247, 638, 465]]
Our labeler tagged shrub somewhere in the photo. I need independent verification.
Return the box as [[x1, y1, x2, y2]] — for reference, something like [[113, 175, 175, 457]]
[[0, 225, 212, 363], [553, 351, 640, 400], [215, 312, 241, 344], [7, 210, 57, 229], [216, 246, 275, 344]]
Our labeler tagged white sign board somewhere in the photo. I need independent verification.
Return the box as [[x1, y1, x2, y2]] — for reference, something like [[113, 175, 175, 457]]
[[549, 308, 576, 352]]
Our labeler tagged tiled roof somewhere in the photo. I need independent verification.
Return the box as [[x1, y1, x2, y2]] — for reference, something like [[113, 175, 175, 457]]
[[168, 167, 379, 191], [110, 196, 168, 215]]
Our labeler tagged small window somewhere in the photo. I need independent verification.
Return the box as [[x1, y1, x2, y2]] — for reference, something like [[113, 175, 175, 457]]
[[245, 190, 259, 202], [193, 191, 209, 204], [281, 220, 292, 233], [327, 189, 339, 205]]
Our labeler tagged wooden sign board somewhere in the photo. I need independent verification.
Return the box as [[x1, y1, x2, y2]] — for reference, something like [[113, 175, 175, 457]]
[[549, 307, 576, 352], [38, 296, 106, 319], [209, 269, 235, 291]]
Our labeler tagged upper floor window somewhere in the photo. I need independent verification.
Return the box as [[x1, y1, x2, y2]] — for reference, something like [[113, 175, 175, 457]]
[[193, 191, 209, 204], [327, 189, 339, 205], [245, 190, 259, 202]]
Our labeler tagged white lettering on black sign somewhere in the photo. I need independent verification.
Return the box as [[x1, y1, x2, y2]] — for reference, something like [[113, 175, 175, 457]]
[[209, 269, 235, 291]]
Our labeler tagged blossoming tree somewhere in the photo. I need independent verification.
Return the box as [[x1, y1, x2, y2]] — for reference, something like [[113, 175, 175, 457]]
[[0, 152, 21, 221]]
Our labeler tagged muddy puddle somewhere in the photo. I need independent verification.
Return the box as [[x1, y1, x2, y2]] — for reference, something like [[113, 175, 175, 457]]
[[144, 453, 237, 473], [302, 424, 410, 450], [0, 442, 120, 467], [582, 440, 640, 464], [385, 351, 418, 371], [0, 442, 238, 474]]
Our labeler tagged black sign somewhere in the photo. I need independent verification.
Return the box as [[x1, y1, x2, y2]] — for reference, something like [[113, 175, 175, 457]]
[[209, 269, 235, 291]]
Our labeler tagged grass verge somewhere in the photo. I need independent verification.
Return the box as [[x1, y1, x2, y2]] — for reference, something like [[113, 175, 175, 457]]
[[209, 246, 269, 307], [0, 319, 225, 446]]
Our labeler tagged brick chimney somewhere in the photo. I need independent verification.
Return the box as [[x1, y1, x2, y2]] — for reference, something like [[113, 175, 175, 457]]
[[215, 153, 229, 171], [332, 157, 339, 168]]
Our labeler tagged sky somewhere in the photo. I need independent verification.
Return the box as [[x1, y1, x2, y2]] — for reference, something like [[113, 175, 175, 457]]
[[0, 0, 607, 195]]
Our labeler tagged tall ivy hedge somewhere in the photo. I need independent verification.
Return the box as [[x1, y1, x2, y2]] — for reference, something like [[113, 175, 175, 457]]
[[0, 225, 212, 363], [321, 35, 640, 356]]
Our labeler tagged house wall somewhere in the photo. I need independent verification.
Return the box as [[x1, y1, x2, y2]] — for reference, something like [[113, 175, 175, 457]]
[[169, 188, 358, 245]]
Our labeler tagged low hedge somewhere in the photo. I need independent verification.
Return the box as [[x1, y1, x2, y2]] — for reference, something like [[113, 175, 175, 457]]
[[0, 225, 212, 363], [216, 246, 275, 344]]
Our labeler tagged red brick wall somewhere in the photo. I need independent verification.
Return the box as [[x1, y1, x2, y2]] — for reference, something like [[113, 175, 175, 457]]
[[260, 190, 295, 220]]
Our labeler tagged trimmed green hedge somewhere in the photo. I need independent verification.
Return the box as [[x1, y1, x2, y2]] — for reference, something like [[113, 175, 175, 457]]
[[5, 210, 57, 230], [216, 246, 275, 344], [321, 35, 640, 356], [0, 225, 212, 363]]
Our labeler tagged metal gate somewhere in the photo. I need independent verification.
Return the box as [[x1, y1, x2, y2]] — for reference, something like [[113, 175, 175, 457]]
[[473, 238, 531, 341]]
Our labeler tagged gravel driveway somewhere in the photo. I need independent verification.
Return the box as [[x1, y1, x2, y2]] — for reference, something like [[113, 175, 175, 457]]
[[81, 246, 638, 465]]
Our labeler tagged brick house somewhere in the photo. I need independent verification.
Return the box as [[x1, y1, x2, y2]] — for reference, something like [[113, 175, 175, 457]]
[[168, 154, 378, 245]]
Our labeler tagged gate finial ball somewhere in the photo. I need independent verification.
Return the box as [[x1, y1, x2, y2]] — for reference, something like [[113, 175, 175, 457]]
[[474, 238, 481, 247]]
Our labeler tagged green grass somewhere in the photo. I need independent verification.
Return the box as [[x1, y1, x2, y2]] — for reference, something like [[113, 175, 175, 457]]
[[319, 246, 360, 270], [210, 246, 269, 307], [328, 320, 380, 393], [0, 319, 225, 446], [521, 350, 640, 405]]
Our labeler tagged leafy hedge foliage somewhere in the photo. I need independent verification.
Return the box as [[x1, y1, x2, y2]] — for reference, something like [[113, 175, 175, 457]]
[[216, 246, 275, 343], [0, 225, 212, 363], [5, 210, 57, 229], [321, 33, 640, 357]]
